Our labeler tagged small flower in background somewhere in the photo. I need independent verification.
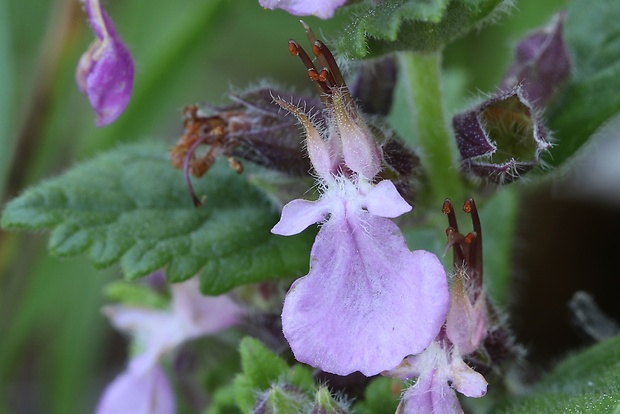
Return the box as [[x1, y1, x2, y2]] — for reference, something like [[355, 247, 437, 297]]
[[500, 12, 571, 105], [271, 28, 449, 377], [385, 199, 520, 413], [95, 277, 242, 414], [76, 0, 134, 126], [95, 363, 174, 414], [258, 0, 347, 19], [384, 199, 490, 414], [452, 86, 551, 184]]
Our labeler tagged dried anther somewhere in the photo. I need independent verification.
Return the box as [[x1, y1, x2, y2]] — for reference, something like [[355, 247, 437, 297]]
[[170, 89, 322, 206], [171, 105, 244, 207]]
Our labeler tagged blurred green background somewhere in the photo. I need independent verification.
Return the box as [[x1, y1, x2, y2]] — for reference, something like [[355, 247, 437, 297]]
[[0, 0, 571, 413]]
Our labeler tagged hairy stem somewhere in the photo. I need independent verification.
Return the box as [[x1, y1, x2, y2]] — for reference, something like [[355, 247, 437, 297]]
[[398, 50, 465, 204]]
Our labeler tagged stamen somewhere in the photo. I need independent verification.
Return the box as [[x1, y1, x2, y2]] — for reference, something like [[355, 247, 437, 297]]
[[289, 40, 316, 73], [313, 40, 346, 89], [318, 68, 337, 89], [289, 39, 330, 96], [301, 20, 330, 71], [444, 227, 465, 265], [463, 198, 483, 283], [443, 199, 459, 232]]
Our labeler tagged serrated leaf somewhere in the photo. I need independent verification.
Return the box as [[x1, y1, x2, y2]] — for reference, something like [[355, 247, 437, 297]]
[[238, 337, 289, 390], [232, 374, 255, 414], [493, 335, 620, 413], [1, 142, 313, 294], [545, 0, 620, 167], [337, 0, 507, 58], [234, 337, 291, 413]]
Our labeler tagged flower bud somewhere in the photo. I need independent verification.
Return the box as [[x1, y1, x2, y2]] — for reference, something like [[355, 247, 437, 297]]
[[310, 386, 349, 414], [77, 0, 134, 126], [501, 12, 571, 105], [452, 87, 551, 184], [331, 88, 382, 179]]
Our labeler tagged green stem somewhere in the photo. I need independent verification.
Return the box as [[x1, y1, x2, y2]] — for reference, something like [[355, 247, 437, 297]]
[[398, 50, 465, 205]]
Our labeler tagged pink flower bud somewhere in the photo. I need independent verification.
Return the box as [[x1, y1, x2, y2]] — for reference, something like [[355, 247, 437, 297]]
[[76, 0, 134, 126]]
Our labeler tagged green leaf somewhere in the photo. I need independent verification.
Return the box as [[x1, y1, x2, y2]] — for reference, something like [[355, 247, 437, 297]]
[[234, 337, 291, 413], [493, 335, 620, 413], [237, 337, 289, 390], [545, 0, 620, 167], [1, 142, 313, 294], [336, 0, 508, 58], [353, 377, 401, 414]]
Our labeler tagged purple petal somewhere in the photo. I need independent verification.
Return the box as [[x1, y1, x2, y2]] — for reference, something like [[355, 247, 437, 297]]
[[281, 212, 449, 376], [103, 305, 178, 373], [258, 0, 347, 19], [95, 364, 175, 414], [445, 277, 487, 354], [171, 278, 242, 338], [364, 180, 412, 218], [397, 370, 462, 414], [77, 0, 134, 126], [332, 90, 382, 179], [450, 358, 487, 398], [103, 279, 241, 374], [271, 198, 330, 236]]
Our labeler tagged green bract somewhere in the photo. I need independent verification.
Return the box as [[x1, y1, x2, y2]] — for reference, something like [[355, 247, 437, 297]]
[[1, 142, 313, 294]]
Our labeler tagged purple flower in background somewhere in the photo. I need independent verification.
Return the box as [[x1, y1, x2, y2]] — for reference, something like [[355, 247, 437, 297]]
[[76, 0, 134, 126], [384, 200, 494, 413], [258, 0, 347, 19], [272, 80, 449, 375], [95, 278, 241, 413], [95, 363, 174, 414], [387, 341, 487, 414], [384, 268, 488, 414]]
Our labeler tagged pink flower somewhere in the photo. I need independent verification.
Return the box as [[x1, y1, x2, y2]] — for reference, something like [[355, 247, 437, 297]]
[[387, 341, 487, 414], [384, 200, 493, 414], [384, 270, 488, 414], [271, 86, 449, 376], [95, 278, 242, 413], [258, 0, 348, 19], [76, 0, 134, 126], [95, 363, 174, 414]]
